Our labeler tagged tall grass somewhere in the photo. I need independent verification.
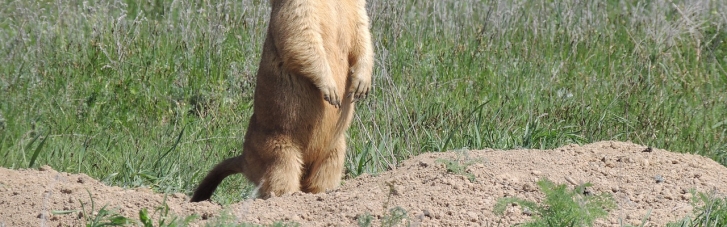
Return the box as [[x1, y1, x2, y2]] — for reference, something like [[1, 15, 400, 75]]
[[1, 0, 726, 203]]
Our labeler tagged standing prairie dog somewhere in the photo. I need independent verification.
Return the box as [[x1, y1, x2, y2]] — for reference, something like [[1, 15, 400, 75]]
[[191, 0, 373, 201]]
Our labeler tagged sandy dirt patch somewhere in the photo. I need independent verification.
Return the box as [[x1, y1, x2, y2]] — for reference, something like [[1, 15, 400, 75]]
[[1, 141, 726, 226]]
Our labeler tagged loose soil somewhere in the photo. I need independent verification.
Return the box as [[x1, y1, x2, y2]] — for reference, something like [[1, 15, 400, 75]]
[[1, 141, 726, 226]]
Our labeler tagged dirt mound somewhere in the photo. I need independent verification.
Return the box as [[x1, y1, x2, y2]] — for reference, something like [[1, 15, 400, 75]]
[[1, 141, 726, 226]]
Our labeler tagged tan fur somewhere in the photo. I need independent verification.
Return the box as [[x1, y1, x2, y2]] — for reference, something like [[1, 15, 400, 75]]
[[191, 0, 373, 202]]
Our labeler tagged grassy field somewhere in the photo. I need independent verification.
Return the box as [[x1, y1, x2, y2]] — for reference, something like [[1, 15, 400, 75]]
[[1, 0, 726, 204]]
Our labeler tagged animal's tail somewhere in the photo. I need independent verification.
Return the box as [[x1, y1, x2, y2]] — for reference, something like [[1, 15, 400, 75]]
[[329, 94, 354, 151], [190, 156, 243, 202]]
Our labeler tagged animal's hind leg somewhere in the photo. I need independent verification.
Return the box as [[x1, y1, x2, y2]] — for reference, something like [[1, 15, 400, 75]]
[[302, 138, 346, 193], [256, 144, 304, 198]]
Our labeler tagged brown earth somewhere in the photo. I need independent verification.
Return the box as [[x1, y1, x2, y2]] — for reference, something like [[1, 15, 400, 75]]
[[1, 141, 726, 226]]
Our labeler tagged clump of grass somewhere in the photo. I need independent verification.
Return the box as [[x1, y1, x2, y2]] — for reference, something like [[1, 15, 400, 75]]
[[494, 178, 616, 227], [667, 191, 727, 227], [381, 207, 409, 227], [356, 214, 374, 227], [356, 207, 410, 227], [436, 148, 480, 182], [356, 182, 412, 227], [53, 192, 198, 227], [83, 205, 134, 227], [75, 191, 134, 227], [138, 196, 198, 227], [203, 207, 300, 227]]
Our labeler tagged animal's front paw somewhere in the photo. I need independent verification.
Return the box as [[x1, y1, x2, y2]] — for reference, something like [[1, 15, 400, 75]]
[[347, 73, 371, 102], [318, 81, 341, 108]]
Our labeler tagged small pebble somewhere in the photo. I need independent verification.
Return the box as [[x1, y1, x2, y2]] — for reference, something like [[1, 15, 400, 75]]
[[423, 209, 432, 217], [466, 212, 478, 222]]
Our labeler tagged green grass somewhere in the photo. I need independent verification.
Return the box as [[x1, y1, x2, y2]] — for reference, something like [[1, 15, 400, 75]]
[[667, 191, 727, 227], [55, 191, 291, 227], [436, 148, 480, 182], [358, 182, 411, 227], [1, 0, 726, 206], [494, 178, 616, 227]]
